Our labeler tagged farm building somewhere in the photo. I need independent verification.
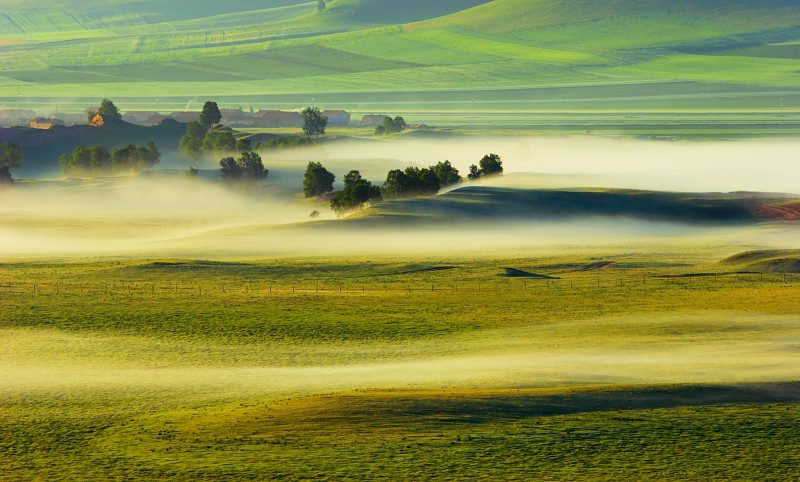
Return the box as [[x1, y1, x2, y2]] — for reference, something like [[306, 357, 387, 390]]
[[249, 110, 303, 127], [362, 114, 390, 127], [167, 111, 202, 123], [322, 110, 350, 126], [220, 108, 251, 124], [30, 117, 65, 129]]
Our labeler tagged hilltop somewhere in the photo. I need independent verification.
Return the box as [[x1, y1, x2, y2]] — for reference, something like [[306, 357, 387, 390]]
[[0, 0, 798, 108]]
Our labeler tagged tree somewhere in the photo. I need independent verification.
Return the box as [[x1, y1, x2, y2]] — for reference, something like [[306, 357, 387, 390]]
[[301, 107, 328, 137], [199, 101, 222, 128], [111, 143, 160, 173], [202, 131, 236, 152], [89, 145, 112, 175], [303, 161, 335, 198], [238, 151, 268, 181], [98, 99, 121, 119], [382, 116, 406, 135], [467, 164, 481, 180], [0, 142, 23, 184], [219, 157, 241, 180], [317, 0, 326, 10], [433, 160, 461, 187], [382, 169, 410, 199], [330, 170, 381, 215], [220, 152, 267, 182], [374, 125, 386, 136], [179, 120, 207, 159], [235, 137, 252, 152], [478, 153, 503, 176]]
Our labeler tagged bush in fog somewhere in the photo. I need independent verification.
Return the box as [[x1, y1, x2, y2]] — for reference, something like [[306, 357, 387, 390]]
[[330, 170, 381, 215], [382, 160, 460, 199], [303, 162, 335, 198], [60, 143, 158, 177], [220, 152, 268, 182], [467, 154, 503, 180], [0, 142, 23, 184]]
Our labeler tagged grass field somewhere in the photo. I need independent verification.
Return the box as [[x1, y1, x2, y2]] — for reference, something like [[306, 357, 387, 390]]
[[2, 247, 800, 480], [1, 0, 799, 110]]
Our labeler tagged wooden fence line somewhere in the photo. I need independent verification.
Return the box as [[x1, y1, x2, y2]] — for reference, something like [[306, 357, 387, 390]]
[[0, 273, 797, 296]]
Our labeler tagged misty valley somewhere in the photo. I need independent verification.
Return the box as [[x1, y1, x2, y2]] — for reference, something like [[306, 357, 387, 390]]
[[2, 0, 800, 480]]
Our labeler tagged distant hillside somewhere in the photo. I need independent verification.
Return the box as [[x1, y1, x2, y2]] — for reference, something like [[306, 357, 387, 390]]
[[0, 0, 798, 102], [334, 186, 792, 226], [1, 121, 185, 176]]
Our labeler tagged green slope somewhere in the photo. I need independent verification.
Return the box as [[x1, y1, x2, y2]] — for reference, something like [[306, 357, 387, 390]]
[[0, 0, 799, 104]]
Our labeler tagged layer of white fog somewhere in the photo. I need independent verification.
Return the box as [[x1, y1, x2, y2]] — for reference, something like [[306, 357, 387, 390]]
[[2, 136, 798, 257]]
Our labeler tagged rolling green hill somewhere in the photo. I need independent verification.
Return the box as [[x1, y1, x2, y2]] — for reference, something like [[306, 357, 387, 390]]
[[0, 0, 799, 109]]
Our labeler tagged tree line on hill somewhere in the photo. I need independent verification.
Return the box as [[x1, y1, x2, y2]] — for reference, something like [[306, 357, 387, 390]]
[[60, 143, 160, 176], [301, 153, 503, 215]]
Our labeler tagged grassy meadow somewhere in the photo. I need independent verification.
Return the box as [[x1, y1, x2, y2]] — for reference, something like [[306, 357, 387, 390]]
[[2, 246, 800, 480]]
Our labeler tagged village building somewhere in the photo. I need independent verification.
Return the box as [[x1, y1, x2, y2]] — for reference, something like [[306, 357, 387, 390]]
[[248, 110, 303, 127], [167, 111, 202, 123], [361, 114, 390, 127], [322, 110, 351, 127], [220, 108, 251, 125], [30, 117, 65, 129]]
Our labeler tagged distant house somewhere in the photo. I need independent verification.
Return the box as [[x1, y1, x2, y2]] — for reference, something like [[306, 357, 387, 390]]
[[167, 111, 202, 123], [220, 108, 250, 125], [362, 114, 389, 127], [322, 110, 350, 127], [30, 117, 65, 129], [122, 111, 161, 125], [250, 110, 303, 127]]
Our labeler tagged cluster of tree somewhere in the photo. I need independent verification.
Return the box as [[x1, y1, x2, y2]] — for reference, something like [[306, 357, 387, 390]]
[[306, 154, 500, 216], [375, 116, 405, 136], [467, 153, 503, 180], [87, 98, 122, 122], [255, 137, 316, 150], [330, 171, 381, 216], [60, 143, 160, 176], [383, 160, 461, 198], [219, 152, 268, 182], [301, 107, 328, 137], [0, 142, 23, 184], [303, 162, 335, 198], [179, 101, 242, 159]]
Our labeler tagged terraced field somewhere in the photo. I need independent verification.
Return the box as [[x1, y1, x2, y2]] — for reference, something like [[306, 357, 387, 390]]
[[0, 0, 799, 109]]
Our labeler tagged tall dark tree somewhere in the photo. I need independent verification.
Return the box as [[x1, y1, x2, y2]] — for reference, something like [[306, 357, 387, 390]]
[[382, 169, 410, 199], [467, 164, 481, 180], [303, 161, 335, 198], [330, 170, 381, 215], [0, 142, 23, 184], [219, 157, 241, 180], [301, 107, 328, 137], [238, 152, 268, 181], [98, 99, 121, 119], [199, 101, 222, 128], [179, 120, 207, 159], [220, 152, 267, 182], [382, 116, 406, 134], [433, 160, 461, 187], [478, 153, 503, 176]]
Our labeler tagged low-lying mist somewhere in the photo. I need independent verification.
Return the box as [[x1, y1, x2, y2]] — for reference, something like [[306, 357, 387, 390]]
[[2, 136, 798, 258]]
